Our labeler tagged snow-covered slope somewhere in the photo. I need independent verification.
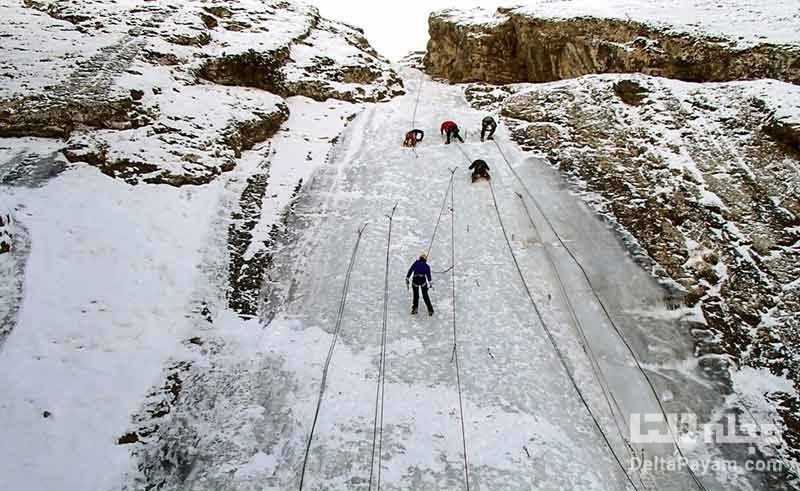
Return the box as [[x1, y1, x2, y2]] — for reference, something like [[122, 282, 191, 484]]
[[426, 0, 800, 475], [1, 1, 797, 489], [104, 69, 792, 490], [0, 1, 397, 488], [0, 0, 403, 185]]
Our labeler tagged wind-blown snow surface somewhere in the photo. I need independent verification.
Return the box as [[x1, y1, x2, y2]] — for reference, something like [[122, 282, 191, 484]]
[[0, 95, 357, 490], [105, 70, 789, 490], [439, 0, 800, 49]]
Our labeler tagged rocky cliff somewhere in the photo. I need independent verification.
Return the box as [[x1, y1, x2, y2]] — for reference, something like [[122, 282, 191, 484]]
[[424, 7, 800, 85], [431, 3, 800, 463], [0, 0, 403, 186]]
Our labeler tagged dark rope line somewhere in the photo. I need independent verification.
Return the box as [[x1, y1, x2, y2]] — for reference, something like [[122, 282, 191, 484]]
[[369, 203, 398, 490], [411, 71, 424, 129], [517, 192, 629, 431], [449, 172, 471, 491], [516, 192, 648, 490], [486, 179, 638, 491], [492, 138, 707, 491], [427, 169, 457, 258], [299, 223, 368, 490], [456, 139, 635, 488]]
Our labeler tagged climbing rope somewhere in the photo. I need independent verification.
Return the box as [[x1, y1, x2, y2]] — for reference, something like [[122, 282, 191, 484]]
[[486, 178, 639, 490], [452, 140, 636, 488], [411, 71, 424, 129], [299, 223, 369, 491], [449, 171, 471, 491], [427, 168, 457, 258], [491, 138, 708, 491], [516, 191, 649, 490], [368, 204, 398, 490]]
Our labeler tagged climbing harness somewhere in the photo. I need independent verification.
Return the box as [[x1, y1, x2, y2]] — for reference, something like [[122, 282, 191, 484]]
[[299, 223, 369, 491], [368, 204, 398, 491]]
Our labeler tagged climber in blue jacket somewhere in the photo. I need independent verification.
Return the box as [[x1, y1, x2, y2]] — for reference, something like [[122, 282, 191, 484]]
[[405, 253, 434, 315]]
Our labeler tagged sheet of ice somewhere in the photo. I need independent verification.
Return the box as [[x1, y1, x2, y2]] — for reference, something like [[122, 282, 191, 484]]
[[106, 69, 774, 490]]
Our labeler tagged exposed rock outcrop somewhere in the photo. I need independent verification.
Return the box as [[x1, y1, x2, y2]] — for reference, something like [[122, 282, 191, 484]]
[[424, 8, 800, 85], [467, 74, 800, 457], [197, 48, 290, 96], [0, 210, 12, 255], [0, 95, 151, 138], [60, 87, 289, 186], [0, 199, 26, 349], [0, 0, 403, 185], [765, 119, 800, 154]]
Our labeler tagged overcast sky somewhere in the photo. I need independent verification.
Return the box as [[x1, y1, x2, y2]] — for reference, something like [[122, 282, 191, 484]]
[[309, 1, 519, 61]]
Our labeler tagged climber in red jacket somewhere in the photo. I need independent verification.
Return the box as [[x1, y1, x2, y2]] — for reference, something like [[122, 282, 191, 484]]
[[440, 120, 464, 144]]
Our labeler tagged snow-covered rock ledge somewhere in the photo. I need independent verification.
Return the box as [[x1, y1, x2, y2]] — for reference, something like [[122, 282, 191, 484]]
[[424, 2, 800, 84], [0, 0, 403, 185], [467, 73, 800, 463]]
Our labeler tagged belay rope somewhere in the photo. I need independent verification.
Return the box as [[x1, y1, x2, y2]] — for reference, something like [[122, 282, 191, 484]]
[[368, 203, 398, 490], [299, 223, 368, 491], [411, 71, 424, 129], [515, 190, 649, 490], [490, 138, 708, 491], [454, 141, 638, 490], [427, 168, 457, 259], [448, 170, 472, 491]]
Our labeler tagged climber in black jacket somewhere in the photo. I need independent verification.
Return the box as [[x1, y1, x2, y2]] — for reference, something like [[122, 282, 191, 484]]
[[405, 253, 434, 315], [469, 159, 490, 182], [480, 116, 497, 142]]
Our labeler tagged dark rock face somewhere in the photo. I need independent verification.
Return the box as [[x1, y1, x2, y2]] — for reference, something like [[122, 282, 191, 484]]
[[425, 9, 800, 85], [0, 95, 151, 138], [0, 212, 11, 255], [613, 79, 648, 105], [198, 48, 290, 96], [765, 119, 800, 154]]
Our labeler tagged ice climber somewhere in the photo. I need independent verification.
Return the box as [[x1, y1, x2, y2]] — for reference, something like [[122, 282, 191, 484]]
[[480, 116, 497, 142], [469, 159, 490, 183], [405, 253, 434, 316], [403, 129, 425, 147], [440, 120, 464, 144]]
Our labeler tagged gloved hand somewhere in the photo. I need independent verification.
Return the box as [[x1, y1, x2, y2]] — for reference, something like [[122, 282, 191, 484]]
[[428, 283, 434, 290], [405, 278, 410, 290]]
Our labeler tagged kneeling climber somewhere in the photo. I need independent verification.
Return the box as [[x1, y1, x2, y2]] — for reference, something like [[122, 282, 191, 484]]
[[469, 159, 490, 183], [480, 116, 497, 142], [403, 129, 424, 148], [440, 120, 464, 144], [405, 253, 434, 316]]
